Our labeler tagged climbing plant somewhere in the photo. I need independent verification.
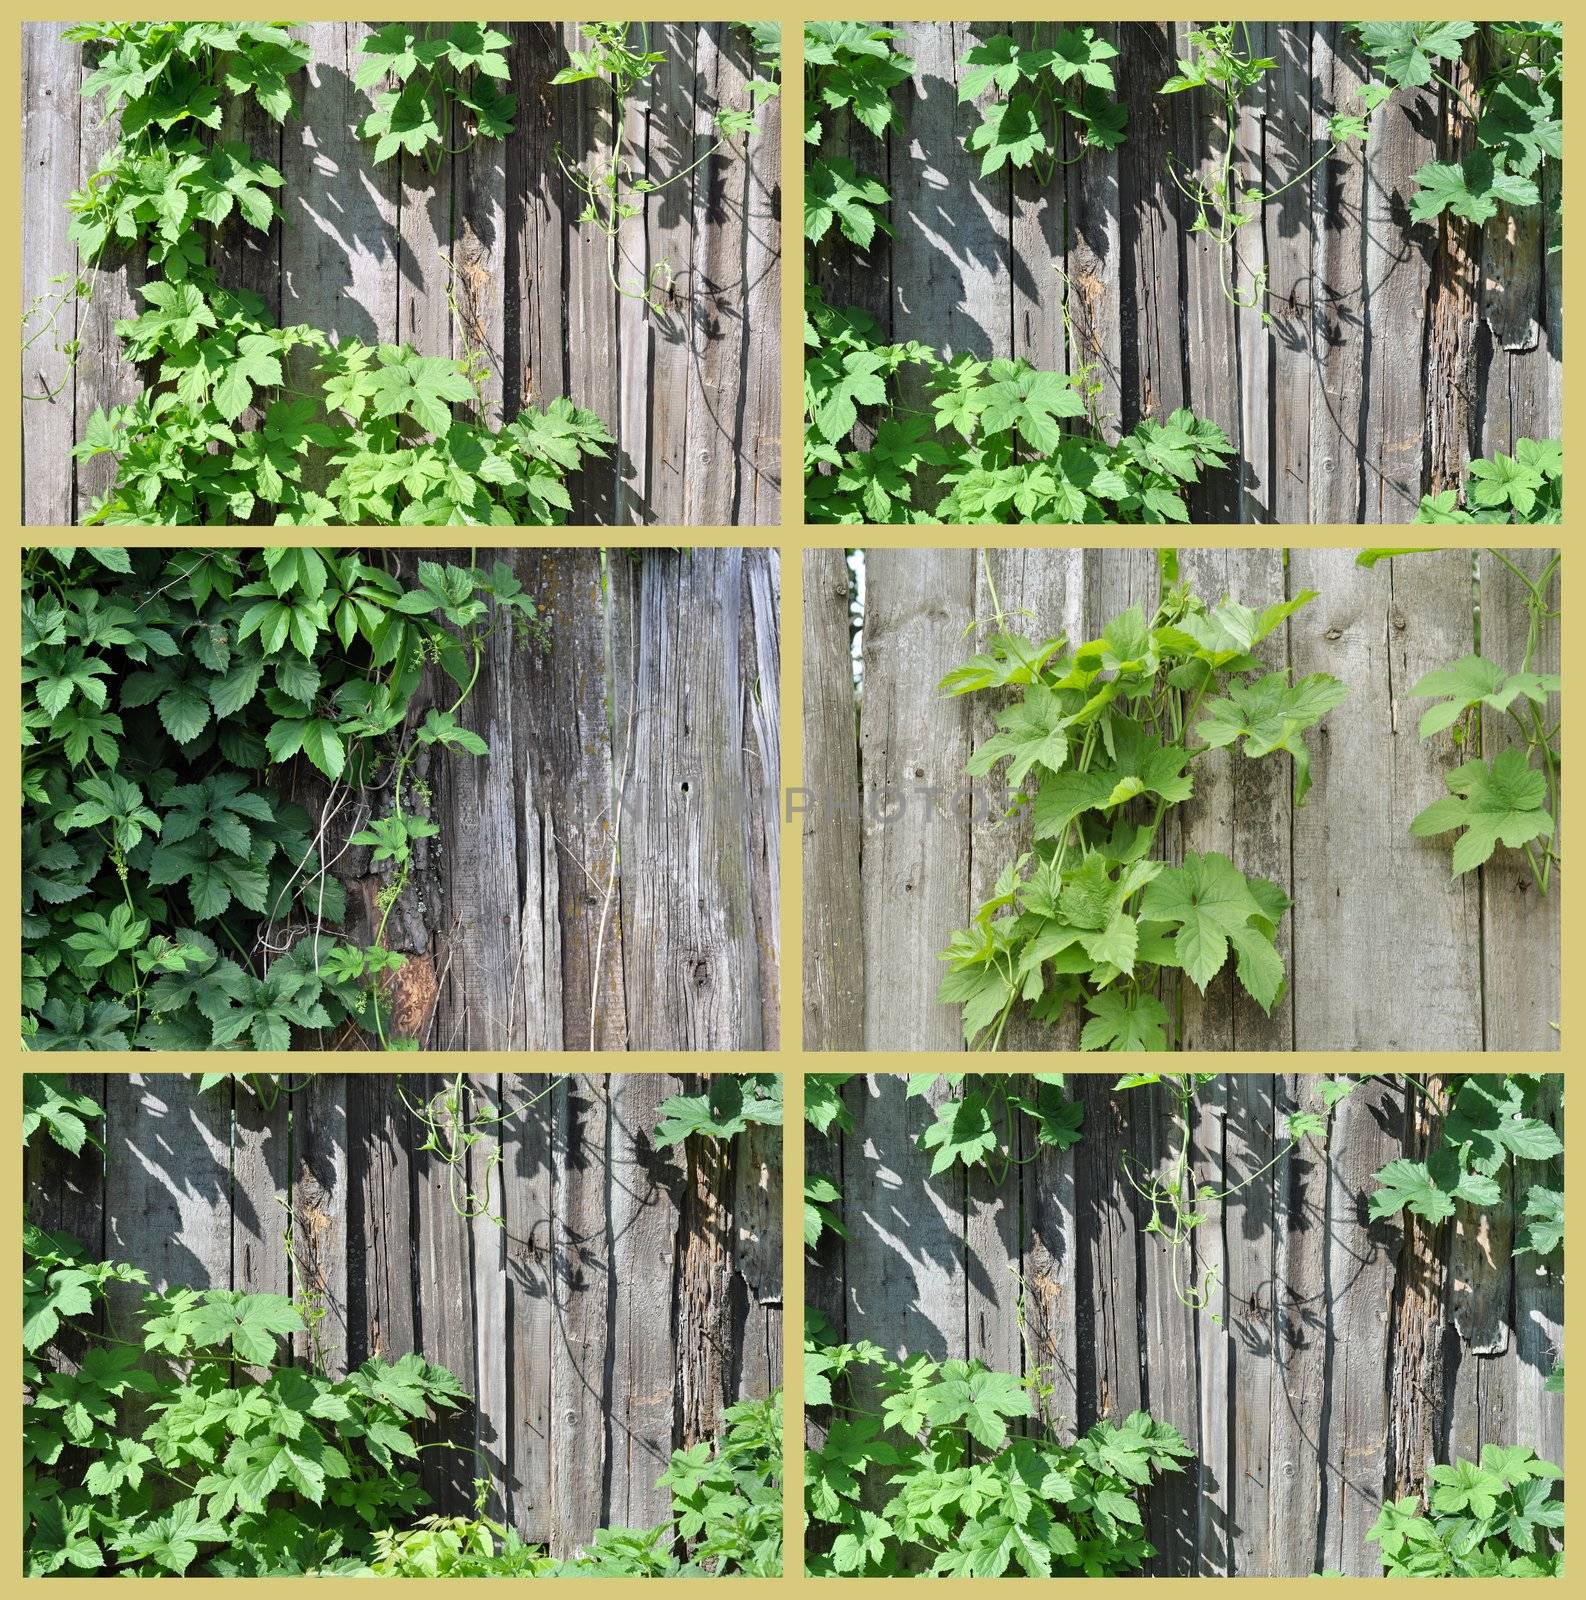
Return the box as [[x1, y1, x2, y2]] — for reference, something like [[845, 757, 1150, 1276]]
[[31, 21, 613, 524], [21, 546, 538, 1051]]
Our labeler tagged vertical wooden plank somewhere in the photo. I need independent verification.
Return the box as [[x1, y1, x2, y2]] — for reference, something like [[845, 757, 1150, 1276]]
[[516, 550, 624, 1051], [889, 17, 1011, 386], [470, 1075, 510, 1520], [803, 1075, 850, 1338], [1316, 1076, 1400, 1576], [1175, 547, 1295, 1051], [102, 1075, 232, 1293], [1267, 1072, 1332, 1575], [1179, 19, 1243, 522], [1011, 25, 1066, 374], [801, 550, 863, 1050], [452, 47, 507, 424], [1288, 548, 1482, 1048], [549, 1074, 610, 1553], [1478, 549, 1560, 1050], [1510, 1077, 1564, 1466], [681, 26, 748, 527], [964, 1129, 1020, 1379], [731, 1115, 784, 1400], [612, 551, 768, 1050], [1060, 25, 1123, 424], [1221, 1075, 1282, 1576], [231, 1080, 289, 1300], [291, 1074, 349, 1376], [613, 58, 652, 525], [859, 549, 975, 1050], [1360, 77, 1436, 520], [734, 24, 781, 524], [561, 22, 619, 524], [1118, 22, 1187, 432], [598, 1072, 685, 1528], [676, 1077, 738, 1443], [841, 1075, 966, 1363], [281, 24, 398, 351], [502, 1072, 554, 1543], [507, 22, 568, 428], [741, 551, 783, 1048], [1306, 25, 1367, 523], [1073, 1079, 1143, 1431], [21, 22, 79, 525], [346, 1074, 414, 1366], [411, 1074, 480, 1515], [71, 36, 145, 517], [428, 547, 532, 1052], [1020, 1079, 1080, 1435]]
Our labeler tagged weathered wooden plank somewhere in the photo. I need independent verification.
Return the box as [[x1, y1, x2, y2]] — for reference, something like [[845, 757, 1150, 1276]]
[[860, 550, 975, 1050], [290, 1073, 349, 1375], [604, 1074, 679, 1530], [21, 22, 80, 525], [1317, 1076, 1400, 1576], [1263, 24, 1315, 523], [613, 551, 768, 1049], [231, 1078, 289, 1300], [741, 550, 782, 1048], [1477, 549, 1560, 1050], [801, 550, 864, 1050], [560, 23, 619, 524], [1009, 25, 1065, 374], [281, 24, 398, 353], [501, 1072, 555, 1542], [471, 1075, 510, 1520], [1020, 1077, 1080, 1434], [1361, 74, 1436, 519], [842, 1075, 966, 1363], [1509, 1077, 1564, 1465], [71, 34, 146, 518], [1267, 1072, 1333, 1574], [412, 1074, 481, 1514], [1305, 25, 1369, 522], [548, 1074, 611, 1553], [681, 26, 749, 527], [1288, 549, 1482, 1048], [1060, 25, 1123, 424], [733, 23, 782, 523], [730, 1114, 784, 1400], [346, 1073, 414, 1366], [516, 550, 625, 1051], [1119, 23, 1188, 432], [451, 40, 508, 425], [102, 1075, 232, 1294], [803, 1074, 850, 1337]]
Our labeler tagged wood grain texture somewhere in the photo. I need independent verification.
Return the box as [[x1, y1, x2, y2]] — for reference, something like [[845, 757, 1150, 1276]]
[[811, 1071, 1560, 1575], [26, 1070, 781, 1559], [819, 21, 1559, 521], [21, 21, 777, 525], [806, 547, 1555, 1050]]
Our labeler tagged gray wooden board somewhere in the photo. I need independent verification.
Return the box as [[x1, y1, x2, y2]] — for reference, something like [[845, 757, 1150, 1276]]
[[21, 21, 778, 525], [815, 1072, 1562, 1576], [26, 1071, 781, 1558], [812, 22, 1560, 521], [808, 546, 1558, 1050]]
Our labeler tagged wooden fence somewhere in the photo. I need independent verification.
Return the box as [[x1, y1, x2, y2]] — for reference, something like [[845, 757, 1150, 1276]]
[[809, 21, 1561, 523], [309, 547, 780, 1052], [801, 546, 1560, 1052], [21, 21, 781, 526], [804, 1072, 1564, 1577], [25, 1071, 784, 1555]]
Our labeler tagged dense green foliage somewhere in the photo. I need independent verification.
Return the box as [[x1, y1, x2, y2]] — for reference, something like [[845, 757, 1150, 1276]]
[[355, 22, 515, 167], [1366, 1447, 1563, 1576], [653, 1073, 784, 1146], [803, 21, 1563, 524], [35, 21, 613, 524], [23, 1077, 782, 1577], [22, 546, 537, 1051], [805, 1314, 1191, 1576], [935, 560, 1344, 1050]]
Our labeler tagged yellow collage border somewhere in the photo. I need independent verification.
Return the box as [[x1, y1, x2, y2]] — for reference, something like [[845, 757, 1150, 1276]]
[[2, 4, 1577, 1592]]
